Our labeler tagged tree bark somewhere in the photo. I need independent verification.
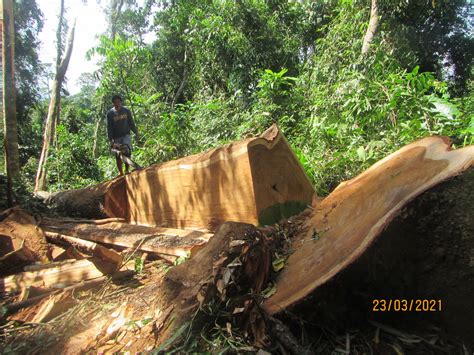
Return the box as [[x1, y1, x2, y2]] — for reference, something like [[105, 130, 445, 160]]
[[110, 0, 124, 41], [361, 0, 379, 55], [2, 0, 20, 204], [35, 18, 76, 192], [92, 113, 101, 157]]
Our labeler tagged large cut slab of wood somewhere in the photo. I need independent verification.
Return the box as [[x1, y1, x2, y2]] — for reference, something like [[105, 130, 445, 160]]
[[47, 125, 315, 228], [263, 136, 474, 314], [40, 220, 213, 257], [120, 125, 314, 228], [1, 258, 114, 293]]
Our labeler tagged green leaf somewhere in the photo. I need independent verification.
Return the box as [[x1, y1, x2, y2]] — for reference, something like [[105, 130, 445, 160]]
[[356, 146, 366, 161], [272, 257, 285, 272], [134, 257, 144, 274], [262, 282, 277, 298]]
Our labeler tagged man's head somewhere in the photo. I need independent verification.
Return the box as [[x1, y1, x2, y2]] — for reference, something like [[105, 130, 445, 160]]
[[112, 95, 123, 110]]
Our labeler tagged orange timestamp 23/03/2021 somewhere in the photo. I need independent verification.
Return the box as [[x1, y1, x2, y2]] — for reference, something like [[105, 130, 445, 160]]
[[372, 299, 442, 312]]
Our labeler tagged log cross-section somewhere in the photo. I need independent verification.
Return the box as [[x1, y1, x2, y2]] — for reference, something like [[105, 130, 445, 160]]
[[263, 136, 474, 314]]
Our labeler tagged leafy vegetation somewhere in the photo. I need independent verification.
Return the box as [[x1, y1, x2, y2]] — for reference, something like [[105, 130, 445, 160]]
[[2, 0, 473, 197]]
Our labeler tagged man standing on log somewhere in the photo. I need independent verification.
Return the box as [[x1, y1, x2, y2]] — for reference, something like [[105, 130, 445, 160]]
[[106, 95, 139, 175]]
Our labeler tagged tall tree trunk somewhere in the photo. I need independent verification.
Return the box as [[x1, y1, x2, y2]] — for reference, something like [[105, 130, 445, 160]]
[[110, 0, 124, 41], [171, 49, 187, 111], [35, 20, 76, 192], [2, 0, 20, 205], [92, 111, 102, 158], [361, 0, 379, 55]]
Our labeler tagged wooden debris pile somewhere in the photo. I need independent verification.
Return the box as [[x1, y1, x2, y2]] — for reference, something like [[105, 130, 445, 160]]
[[0, 207, 213, 330]]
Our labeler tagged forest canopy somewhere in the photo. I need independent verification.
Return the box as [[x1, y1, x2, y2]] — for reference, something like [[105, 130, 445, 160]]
[[1, 0, 473, 201]]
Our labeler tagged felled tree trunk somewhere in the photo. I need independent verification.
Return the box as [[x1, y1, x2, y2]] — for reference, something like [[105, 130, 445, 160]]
[[152, 137, 473, 347], [264, 136, 474, 314], [42, 177, 126, 219], [45, 125, 315, 228], [40, 218, 212, 259]]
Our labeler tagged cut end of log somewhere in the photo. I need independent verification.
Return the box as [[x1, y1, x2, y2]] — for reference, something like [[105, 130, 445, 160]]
[[263, 136, 474, 314]]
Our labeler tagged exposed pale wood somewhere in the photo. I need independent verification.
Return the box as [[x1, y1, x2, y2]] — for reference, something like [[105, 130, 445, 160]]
[[263, 136, 474, 314], [50, 245, 87, 261], [1, 258, 116, 293], [0, 208, 51, 275], [42, 217, 126, 225], [5, 269, 134, 314], [24, 259, 79, 272], [124, 125, 314, 228], [0, 240, 36, 264], [9, 290, 77, 323], [45, 231, 123, 268], [44, 126, 315, 228], [40, 221, 213, 258]]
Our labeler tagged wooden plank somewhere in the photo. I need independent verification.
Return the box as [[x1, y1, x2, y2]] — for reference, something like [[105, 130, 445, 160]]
[[45, 231, 123, 268], [1, 258, 115, 293], [8, 290, 77, 323], [42, 217, 126, 225], [5, 269, 134, 314], [40, 221, 213, 257]]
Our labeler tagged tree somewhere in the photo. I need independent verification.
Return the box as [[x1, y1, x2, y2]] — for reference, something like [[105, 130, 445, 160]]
[[35, 0, 75, 192], [2, 0, 20, 205], [361, 0, 379, 55], [13, 0, 44, 164], [382, 0, 473, 95]]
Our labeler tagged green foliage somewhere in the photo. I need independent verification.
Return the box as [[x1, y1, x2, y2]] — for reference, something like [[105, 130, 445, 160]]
[[292, 3, 473, 193], [134, 256, 144, 274], [47, 124, 101, 190], [11, 0, 472, 202]]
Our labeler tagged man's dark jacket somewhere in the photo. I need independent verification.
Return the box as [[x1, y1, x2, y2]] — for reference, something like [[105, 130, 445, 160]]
[[106, 106, 137, 140]]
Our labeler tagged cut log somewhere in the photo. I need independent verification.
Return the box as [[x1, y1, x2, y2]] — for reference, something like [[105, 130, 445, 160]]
[[40, 220, 213, 258], [0, 207, 52, 275], [45, 231, 123, 268], [41, 177, 126, 219], [44, 125, 315, 228], [1, 258, 118, 293], [263, 136, 474, 314]]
